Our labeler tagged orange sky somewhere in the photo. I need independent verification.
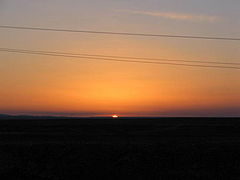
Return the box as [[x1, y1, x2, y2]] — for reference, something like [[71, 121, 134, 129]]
[[0, 0, 240, 116]]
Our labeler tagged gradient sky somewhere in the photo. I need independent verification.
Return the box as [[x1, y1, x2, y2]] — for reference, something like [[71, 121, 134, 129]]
[[0, 0, 240, 117]]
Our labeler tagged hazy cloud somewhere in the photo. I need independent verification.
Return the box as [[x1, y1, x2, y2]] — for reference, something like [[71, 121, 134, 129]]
[[117, 10, 221, 23]]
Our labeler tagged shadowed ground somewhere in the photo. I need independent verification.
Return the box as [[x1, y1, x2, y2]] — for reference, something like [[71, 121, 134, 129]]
[[0, 117, 240, 179]]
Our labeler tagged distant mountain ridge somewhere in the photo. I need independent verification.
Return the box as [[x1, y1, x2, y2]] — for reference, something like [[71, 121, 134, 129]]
[[0, 114, 12, 118], [0, 114, 69, 119], [0, 114, 113, 120]]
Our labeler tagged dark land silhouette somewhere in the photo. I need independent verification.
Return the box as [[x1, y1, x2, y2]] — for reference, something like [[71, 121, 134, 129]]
[[0, 114, 240, 179]]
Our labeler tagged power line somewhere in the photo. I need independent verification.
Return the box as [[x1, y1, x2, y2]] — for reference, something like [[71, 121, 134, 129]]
[[0, 25, 240, 41], [0, 48, 239, 70], [0, 47, 239, 66]]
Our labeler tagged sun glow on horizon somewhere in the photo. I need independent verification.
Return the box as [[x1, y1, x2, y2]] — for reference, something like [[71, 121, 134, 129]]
[[112, 115, 119, 118]]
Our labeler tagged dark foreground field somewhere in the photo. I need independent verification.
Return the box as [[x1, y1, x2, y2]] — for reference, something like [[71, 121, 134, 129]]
[[1, 117, 240, 179]]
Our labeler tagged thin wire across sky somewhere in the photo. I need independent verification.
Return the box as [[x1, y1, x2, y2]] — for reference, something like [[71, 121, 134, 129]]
[[1, 25, 240, 41], [1, 47, 239, 66], [1, 48, 239, 70], [0, 25, 239, 70]]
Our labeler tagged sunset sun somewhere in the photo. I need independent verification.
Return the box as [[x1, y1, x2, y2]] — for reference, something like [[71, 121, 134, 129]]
[[112, 115, 119, 118]]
